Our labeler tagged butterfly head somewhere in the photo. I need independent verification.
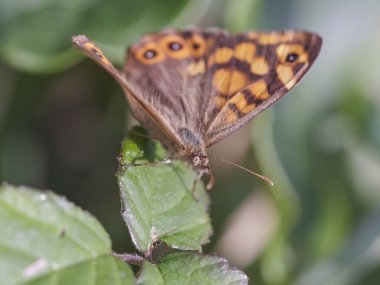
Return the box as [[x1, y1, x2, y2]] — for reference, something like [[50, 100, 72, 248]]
[[190, 154, 211, 175], [174, 127, 209, 173], [189, 153, 215, 190]]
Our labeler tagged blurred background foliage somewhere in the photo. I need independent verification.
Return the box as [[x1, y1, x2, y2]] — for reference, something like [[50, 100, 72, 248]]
[[1, 0, 380, 284]]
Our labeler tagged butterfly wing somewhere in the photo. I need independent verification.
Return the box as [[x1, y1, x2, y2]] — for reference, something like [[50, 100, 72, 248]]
[[71, 35, 185, 152], [73, 29, 322, 155], [202, 31, 322, 147], [124, 28, 227, 129], [124, 29, 321, 149]]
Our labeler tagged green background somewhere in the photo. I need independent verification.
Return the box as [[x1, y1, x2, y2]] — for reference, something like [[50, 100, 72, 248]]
[[1, 0, 380, 284]]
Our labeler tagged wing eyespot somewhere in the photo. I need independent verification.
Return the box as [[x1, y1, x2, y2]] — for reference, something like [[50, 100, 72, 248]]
[[276, 43, 308, 65], [168, 42, 183, 51], [134, 43, 165, 64], [144, 49, 157, 59], [285, 53, 299, 63], [159, 35, 190, 59], [187, 34, 206, 58], [192, 43, 200, 50]]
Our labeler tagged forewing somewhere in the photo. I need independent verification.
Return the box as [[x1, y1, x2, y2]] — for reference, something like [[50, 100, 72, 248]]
[[71, 35, 183, 150], [124, 28, 228, 128], [203, 31, 322, 147]]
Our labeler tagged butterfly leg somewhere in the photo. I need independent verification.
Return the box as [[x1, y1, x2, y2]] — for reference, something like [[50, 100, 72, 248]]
[[189, 172, 203, 202], [206, 171, 215, 190], [123, 158, 172, 167]]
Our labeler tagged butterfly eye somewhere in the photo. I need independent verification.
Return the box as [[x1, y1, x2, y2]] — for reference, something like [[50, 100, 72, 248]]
[[144, 50, 157, 59], [168, 42, 183, 51], [286, 53, 299, 63], [192, 156, 201, 166]]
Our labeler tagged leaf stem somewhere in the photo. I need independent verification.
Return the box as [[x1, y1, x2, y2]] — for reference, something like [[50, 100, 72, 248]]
[[112, 252, 145, 266]]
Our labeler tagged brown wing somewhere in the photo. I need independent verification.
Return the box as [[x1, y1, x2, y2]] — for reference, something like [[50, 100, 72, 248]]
[[71, 35, 184, 151], [73, 30, 322, 153], [202, 30, 322, 147], [124, 28, 228, 129]]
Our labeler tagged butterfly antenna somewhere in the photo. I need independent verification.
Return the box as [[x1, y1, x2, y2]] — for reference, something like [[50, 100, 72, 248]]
[[208, 156, 274, 186]]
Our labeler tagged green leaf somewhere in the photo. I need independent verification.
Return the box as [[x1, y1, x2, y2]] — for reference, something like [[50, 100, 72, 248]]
[[117, 128, 212, 253], [136, 261, 164, 285], [137, 251, 248, 285], [0, 0, 193, 73], [0, 184, 135, 285]]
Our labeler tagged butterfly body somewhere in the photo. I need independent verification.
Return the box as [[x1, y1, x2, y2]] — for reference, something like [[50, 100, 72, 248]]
[[72, 28, 322, 188]]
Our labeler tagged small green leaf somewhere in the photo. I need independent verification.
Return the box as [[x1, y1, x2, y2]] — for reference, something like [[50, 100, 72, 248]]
[[137, 251, 248, 285], [0, 184, 135, 285], [136, 261, 164, 285], [117, 128, 212, 253]]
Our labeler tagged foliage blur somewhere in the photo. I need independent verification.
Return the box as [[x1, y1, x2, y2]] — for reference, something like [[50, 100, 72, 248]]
[[1, 0, 380, 284]]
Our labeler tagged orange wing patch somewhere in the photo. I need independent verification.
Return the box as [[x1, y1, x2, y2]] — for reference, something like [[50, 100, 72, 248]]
[[187, 60, 206, 76], [219, 80, 270, 116], [211, 47, 235, 65], [247, 80, 270, 100], [212, 68, 231, 94], [207, 79, 272, 133], [250, 57, 270, 75], [227, 80, 270, 114], [212, 68, 248, 95], [276, 65, 294, 87], [255, 32, 297, 45], [229, 70, 248, 94], [234, 42, 256, 62], [224, 108, 239, 124], [228, 93, 255, 114]]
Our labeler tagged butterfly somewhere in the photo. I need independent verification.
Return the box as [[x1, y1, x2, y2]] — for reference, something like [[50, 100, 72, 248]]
[[72, 28, 322, 189]]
